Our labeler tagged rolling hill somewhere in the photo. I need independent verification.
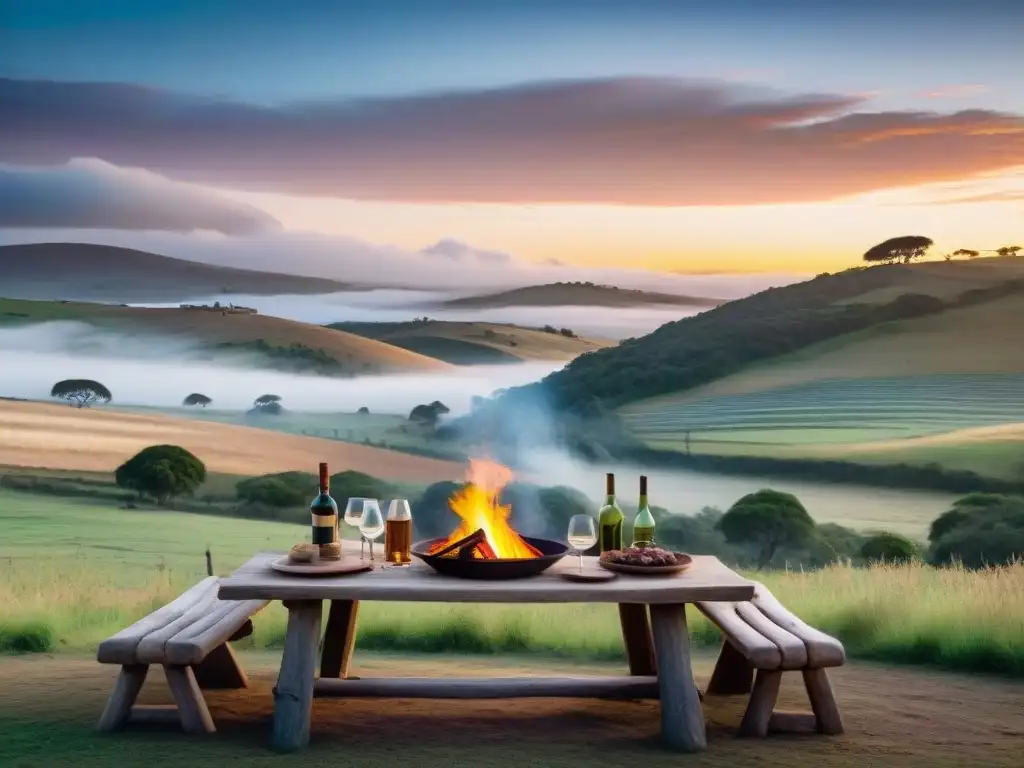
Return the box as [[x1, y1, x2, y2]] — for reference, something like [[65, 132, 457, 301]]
[[0, 242, 352, 301], [439, 281, 724, 309], [327, 319, 613, 365], [0, 297, 452, 375]]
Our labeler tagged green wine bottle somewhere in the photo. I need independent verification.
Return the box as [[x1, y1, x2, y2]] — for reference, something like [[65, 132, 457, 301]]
[[632, 475, 656, 548], [598, 472, 624, 552]]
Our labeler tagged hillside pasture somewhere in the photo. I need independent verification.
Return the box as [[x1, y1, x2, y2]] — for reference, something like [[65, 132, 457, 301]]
[[623, 374, 1024, 479]]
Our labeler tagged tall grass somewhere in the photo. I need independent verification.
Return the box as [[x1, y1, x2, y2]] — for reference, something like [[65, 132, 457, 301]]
[[2, 555, 1022, 677]]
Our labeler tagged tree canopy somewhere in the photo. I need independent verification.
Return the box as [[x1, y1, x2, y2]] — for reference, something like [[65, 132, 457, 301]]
[[114, 444, 206, 504], [996, 245, 1021, 258], [862, 235, 934, 265], [409, 400, 450, 427], [254, 394, 281, 406], [927, 493, 1024, 568], [860, 532, 917, 563], [50, 379, 112, 408], [951, 248, 980, 260], [716, 489, 816, 568], [183, 393, 212, 407]]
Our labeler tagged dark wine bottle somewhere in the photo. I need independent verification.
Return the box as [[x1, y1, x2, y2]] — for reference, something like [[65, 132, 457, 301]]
[[310, 462, 339, 555], [598, 472, 624, 552]]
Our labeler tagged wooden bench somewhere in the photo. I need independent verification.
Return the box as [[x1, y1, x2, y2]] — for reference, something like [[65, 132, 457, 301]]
[[696, 582, 845, 738], [96, 577, 268, 734]]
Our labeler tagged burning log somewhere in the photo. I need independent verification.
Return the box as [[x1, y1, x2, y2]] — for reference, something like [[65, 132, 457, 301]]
[[432, 529, 487, 559], [458, 535, 498, 560]]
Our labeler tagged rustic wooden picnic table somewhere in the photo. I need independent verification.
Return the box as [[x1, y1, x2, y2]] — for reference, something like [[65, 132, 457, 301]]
[[218, 543, 755, 753]]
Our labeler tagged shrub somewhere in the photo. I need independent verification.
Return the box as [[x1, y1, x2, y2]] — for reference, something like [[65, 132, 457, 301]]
[[929, 497, 1024, 568], [716, 489, 815, 568], [860, 532, 918, 564], [114, 445, 206, 504], [236, 472, 313, 508]]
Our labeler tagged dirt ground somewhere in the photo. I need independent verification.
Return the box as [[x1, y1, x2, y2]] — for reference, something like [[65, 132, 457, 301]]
[[0, 400, 463, 481], [1, 652, 1021, 768]]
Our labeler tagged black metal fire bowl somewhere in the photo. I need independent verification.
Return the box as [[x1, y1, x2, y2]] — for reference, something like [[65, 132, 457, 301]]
[[411, 536, 568, 580]]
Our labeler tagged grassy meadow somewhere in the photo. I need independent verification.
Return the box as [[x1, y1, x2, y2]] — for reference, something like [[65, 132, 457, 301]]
[[624, 374, 1024, 481], [2, 489, 1022, 678]]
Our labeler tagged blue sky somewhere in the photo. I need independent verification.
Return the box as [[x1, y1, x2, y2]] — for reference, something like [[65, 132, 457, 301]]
[[3, 0, 1022, 110]]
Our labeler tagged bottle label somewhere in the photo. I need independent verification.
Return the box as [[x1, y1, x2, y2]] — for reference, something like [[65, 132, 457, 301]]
[[311, 525, 336, 545]]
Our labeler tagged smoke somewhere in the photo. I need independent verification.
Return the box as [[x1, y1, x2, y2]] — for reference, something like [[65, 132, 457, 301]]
[[0, 322, 565, 415]]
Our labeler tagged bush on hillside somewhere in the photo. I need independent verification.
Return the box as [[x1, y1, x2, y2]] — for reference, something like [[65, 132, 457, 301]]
[[860, 532, 918, 564], [236, 471, 313, 508], [928, 493, 1011, 543], [928, 496, 1024, 568], [716, 489, 816, 569], [115, 444, 206, 504]]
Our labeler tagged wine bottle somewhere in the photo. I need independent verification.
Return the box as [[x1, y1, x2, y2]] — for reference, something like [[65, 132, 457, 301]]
[[598, 472, 624, 553], [310, 462, 339, 558], [632, 475, 656, 548]]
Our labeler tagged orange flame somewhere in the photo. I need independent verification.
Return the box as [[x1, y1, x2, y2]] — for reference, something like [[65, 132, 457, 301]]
[[429, 458, 541, 559]]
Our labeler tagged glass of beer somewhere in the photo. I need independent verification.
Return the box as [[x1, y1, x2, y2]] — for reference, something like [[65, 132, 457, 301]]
[[385, 499, 413, 565]]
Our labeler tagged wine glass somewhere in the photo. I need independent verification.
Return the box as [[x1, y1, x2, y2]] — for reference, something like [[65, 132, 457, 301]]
[[359, 500, 385, 562], [344, 497, 370, 559], [567, 514, 598, 573]]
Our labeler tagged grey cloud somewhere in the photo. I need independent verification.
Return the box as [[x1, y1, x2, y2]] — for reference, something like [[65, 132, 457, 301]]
[[0, 158, 281, 234]]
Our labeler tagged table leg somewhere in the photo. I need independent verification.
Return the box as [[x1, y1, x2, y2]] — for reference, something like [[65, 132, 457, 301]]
[[272, 600, 322, 752], [649, 603, 706, 752], [618, 603, 656, 676], [320, 599, 359, 679]]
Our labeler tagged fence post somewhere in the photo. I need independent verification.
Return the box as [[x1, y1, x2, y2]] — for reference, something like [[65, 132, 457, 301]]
[[205, 548, 213, 577]]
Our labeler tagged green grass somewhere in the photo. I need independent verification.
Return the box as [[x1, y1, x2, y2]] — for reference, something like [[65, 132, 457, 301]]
[[624, 374, 1024, 480], [1, 489, 1023, 677]]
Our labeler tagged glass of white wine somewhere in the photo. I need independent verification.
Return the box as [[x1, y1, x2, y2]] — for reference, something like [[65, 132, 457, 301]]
[[344, 497, 371, 559], [567, 514, 598, 573], [359, 500, 385, 562]]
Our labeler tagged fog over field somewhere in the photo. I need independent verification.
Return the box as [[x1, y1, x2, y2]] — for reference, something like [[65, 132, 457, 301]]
[[135, 289, 702, 340], [0, 322, 562, 415]]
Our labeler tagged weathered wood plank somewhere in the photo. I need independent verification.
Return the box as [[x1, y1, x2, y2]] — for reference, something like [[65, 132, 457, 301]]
[[803, 668, 844, 735], [695, 601, 782, 670], [271, 600, 322, 752], [218, 550, 755, 605], [735, 601, 808, 670], [314, 676, 660, 699], [164, 598, 268, 666], [192, 642, 249, 690], [752, 584, 846, 668], [739, 670, 782, 738], [97, 579, 219, 665], [618, 603, 656, 676], [768, 710, 818, 734], [649, 604, 706, 753], [134, 590, 222, 664], [705, 639, 754, 696], [320, 599, 359, 679], [164, 666, 216, 734], [97, 664, 148, 731]]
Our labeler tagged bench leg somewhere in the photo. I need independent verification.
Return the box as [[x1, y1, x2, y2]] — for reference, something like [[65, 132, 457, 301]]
[[320, 599, 359, 679], [618, 603, 656, 676], [98, 664, 149, 731], [739, 669, 782, 738], [164, 665, 216, 734], [706, 639, 754, 696], [193, 643, 249, 690], [803, 668, 844, 735]]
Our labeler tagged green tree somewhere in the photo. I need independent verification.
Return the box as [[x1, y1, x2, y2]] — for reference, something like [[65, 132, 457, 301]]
[[50, 379, 112, 408], [996, 245, 1021, 258], [182, 393, 212, 407], [862, 235, 934, 265], [236, 471, 314, 508], [409, 400, 450, 427], [252, 393, 283, 415], [951, 248, 980, 260], [860, 532, 918, 564], [115, 444, 206, 504], [927, 494, 1024, 569], [928, 493, 1010, 544], [716, 489, 816, 568]]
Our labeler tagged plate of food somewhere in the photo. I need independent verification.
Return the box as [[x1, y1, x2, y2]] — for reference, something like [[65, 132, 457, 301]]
[[598, 546, 693, 576], [270, 543, 374, 577]]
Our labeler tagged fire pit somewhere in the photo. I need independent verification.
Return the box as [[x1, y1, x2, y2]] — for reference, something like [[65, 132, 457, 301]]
[[412, 458, 568, 580]]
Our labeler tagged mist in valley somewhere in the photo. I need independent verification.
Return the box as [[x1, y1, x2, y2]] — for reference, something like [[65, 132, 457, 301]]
[[0, 322, 564, 415], [134, 288, 706, 340]]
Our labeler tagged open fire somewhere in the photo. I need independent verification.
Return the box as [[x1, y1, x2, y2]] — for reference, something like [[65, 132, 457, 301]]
[[427, 458, 542, 560]]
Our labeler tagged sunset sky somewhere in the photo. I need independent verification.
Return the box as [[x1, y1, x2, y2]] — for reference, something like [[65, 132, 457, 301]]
[[1, 0, 1022, 278]]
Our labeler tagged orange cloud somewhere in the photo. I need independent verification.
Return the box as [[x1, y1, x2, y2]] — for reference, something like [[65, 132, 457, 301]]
[[917, 84, 990, 99], [2, 77, 1022, 207]]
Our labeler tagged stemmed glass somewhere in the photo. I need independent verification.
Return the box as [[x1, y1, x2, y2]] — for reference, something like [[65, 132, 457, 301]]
[[344, 498, 371, 559], [567, 515, 598, 574], [358, 500, 385, 562]]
